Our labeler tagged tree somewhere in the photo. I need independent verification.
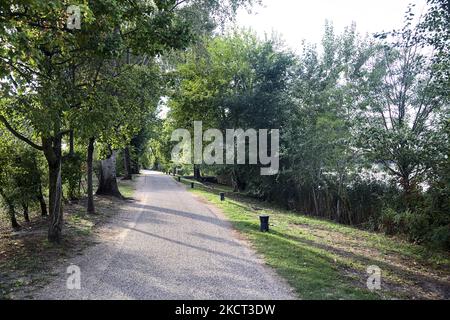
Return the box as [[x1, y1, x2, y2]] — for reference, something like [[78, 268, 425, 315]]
[[1, 0, 253, 240], [270, 22, 380, 223], [169, 31, 293, 184], [0, 129, 44, 229], [358, 12, 448, 201], [419, 0, 450, 91]]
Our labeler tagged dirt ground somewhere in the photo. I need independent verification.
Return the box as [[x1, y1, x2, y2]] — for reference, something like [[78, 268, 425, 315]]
[[0, 195, 128, 299]]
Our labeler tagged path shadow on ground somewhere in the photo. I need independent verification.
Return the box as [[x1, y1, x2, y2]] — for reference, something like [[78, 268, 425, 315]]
[[126, 202, 229, 229]]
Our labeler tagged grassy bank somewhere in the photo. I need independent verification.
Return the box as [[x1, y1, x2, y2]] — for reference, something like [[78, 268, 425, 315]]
[[175, 176, 450, 300]]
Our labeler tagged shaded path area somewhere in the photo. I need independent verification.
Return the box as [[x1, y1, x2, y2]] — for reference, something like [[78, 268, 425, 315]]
[[35, 171, 295, 299]]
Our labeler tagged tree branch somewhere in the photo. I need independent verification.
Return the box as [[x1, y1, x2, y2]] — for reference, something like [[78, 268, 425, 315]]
[[0, 115, 44, 150]]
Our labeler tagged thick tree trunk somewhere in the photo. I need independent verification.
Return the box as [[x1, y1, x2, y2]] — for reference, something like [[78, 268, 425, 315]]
[[87, 137, 95, 214], [123, 146, 132, 180], [22, 203, 30, 222], [43, 136, 64, 243], [37, 183, 48, 216], [96, 151, 122, 198], [9, 206, 20, 230], [47, 160, 63, 243]]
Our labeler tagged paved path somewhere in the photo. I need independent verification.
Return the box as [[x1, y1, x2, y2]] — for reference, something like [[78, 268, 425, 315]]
[[35, 171, 295, 300]]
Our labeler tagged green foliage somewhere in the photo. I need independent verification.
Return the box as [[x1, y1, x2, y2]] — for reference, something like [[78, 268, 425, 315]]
[[360, 20, 447, 195], [168, 30, 293, 188], [403, 210, 430, 242], [419, 0, 450, 92], [0, 0, 252, 239], [379, 206, 450, 250], [183, 178, 450, 299], [0, 129, 44, 221], [429, 226, 450, 250], [0, 0, 447, 252], [379, 207, 399, 235], [165, 13, 449, 250], [62, 152, 84, 200], [147, 119, 178, 171]]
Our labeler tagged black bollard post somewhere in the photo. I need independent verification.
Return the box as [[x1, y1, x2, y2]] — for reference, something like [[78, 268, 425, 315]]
[[259, 215, 270, 232], [220, 192, 225, 201]]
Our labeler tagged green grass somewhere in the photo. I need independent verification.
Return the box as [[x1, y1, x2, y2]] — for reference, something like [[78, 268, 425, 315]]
[[118, 176, 138, 198], [174, 176, 450, 300], [66, 212, 95, 236]]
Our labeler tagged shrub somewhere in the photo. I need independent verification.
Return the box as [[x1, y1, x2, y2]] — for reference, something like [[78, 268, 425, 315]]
[[62, 152, 84, 200], [379, 207, 399, 235], [429, 225, 450, 250], [402, 210, 430, 243]]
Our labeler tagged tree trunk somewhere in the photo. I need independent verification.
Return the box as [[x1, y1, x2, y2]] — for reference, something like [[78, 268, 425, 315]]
[[231, 169, 238, 192], [194, 165, 201, 181], [9, 206, 20, 230], [230, 168, 246, 192], [22, 203, 30, 222], [312, 186, 319, 216], [131, 158, 140, 174], [0, 188, 20, 230], [336, 198, 341, 223], [43, 136, 64, 243], [47, 160, 63, 243], [35, 160, 48, 216], [87, 137, 95, 214], [123, 146, 132, 180], [96, 150, 122, 198], [69, 130, 74, 155], [37, 184, 48, 217]]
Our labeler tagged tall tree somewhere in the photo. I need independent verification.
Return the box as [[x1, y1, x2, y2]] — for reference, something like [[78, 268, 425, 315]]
[[357, 11, 448, 202], [169, 31, 293, 186], [0, 0, 253, 241]]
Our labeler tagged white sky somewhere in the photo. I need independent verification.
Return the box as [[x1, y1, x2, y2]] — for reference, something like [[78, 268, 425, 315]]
[[236, 0, 428, 51]]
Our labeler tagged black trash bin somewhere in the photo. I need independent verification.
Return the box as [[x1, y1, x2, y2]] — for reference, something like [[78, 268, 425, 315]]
[[220, 192, 225, 201], [191, 182, 194, 189], [178, 177, 181, 182], [259, 215, 270, 232]]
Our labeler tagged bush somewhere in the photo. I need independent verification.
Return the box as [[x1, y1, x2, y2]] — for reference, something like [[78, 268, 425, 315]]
[[429, 225, 450, 250], [379, 206, 450, 249], [62, 152, 84, 200], [402, 210, 430, 243], [379, 207, 399, 235]]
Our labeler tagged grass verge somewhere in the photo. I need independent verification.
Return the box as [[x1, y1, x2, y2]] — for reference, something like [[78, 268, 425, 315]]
[[175, 176, 450, 300], [118, 177, 137, 199]]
